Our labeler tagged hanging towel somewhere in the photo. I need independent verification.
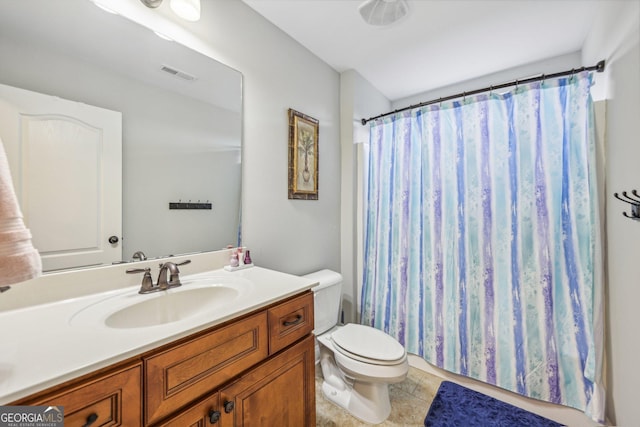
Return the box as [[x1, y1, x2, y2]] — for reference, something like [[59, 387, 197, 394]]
[[0, 136, 41, 286]]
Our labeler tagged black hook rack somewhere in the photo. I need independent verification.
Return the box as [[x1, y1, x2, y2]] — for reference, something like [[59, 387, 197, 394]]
[[169, 199, 212, 210], [614, 190, 640, 220]]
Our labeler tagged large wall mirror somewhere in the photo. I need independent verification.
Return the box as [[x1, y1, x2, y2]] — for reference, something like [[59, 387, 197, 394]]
[[0, 0, 242, 272]]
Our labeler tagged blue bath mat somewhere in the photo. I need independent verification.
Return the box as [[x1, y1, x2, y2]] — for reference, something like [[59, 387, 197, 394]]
[[424, 381, 564, 427]]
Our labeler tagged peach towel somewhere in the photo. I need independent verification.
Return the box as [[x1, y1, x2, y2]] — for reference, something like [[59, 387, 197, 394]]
[[0, 137, 41, 286]]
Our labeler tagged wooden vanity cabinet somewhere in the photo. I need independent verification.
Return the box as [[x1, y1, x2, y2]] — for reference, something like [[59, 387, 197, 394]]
[[16, 362, 143, 426], [11, 290, 315, 427], [155, 392, 221, 427], [219, 335, 315, 427], [156, 291, 316, 426], [157, 335, 315, 427], [144, 311, 269, 425]]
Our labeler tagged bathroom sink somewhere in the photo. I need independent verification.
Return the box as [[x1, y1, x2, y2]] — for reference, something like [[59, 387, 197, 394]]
[[69, 275, 253, 329], [105, 286, 238, 329]]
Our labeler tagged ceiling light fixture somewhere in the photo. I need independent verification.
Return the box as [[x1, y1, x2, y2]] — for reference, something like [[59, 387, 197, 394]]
[[359, 0, 409, 27], [169, 0, 201, 22], [138, 0, 201, 22]]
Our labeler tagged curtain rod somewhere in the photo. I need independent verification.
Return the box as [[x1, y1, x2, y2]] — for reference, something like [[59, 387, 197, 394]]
[[361, 60, 605, 125]]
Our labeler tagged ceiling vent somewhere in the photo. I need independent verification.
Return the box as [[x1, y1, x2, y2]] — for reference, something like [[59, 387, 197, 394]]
[[160, 65, 197, 81]]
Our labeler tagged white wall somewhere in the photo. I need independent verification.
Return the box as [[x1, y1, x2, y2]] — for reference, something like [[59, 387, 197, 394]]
[[188, 1, 342, 275], [582, 1, 640, 425]]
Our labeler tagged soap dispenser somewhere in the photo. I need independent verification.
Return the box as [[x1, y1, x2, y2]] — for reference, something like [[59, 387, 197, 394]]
[[229, 251, 239, 267]]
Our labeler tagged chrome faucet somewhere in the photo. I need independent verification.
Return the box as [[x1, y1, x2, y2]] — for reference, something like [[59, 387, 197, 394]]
[[131, 250, 147, 261], [126, 267, 155, 294], [157, 260, 191, 290], [126, 259, 191, 294]]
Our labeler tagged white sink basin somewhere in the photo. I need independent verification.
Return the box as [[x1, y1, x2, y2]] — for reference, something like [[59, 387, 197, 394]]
[[105, 286, 238, 328], [69, 275, 253, 329]]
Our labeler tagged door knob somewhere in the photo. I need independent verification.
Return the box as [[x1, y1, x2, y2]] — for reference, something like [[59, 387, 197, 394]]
[[108, 235, 119, 244]]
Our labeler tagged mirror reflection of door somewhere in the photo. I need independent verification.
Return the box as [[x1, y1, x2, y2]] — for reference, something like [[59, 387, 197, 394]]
[[0, 83, 122, 271]]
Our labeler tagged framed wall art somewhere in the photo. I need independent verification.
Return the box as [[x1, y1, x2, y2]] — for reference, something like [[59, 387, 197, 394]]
[[288, 108, 318, 200]]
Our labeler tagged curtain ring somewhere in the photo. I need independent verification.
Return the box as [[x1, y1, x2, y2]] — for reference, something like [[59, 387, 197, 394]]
[[515, 79, 519, 89], [463, 91, 466, 102], [489, 85, 493, 96]]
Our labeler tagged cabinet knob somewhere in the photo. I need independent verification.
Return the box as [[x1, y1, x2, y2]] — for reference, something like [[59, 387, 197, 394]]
[[208, 409, 221, 424], [82, 413, 98, 427], [223, 400, 235, 413]]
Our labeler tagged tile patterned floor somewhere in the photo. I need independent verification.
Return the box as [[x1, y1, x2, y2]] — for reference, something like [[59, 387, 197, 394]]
[[316, 366, 442, 426]]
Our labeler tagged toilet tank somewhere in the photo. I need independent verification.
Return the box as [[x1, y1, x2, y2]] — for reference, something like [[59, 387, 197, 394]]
[[303, 269, 343, 335]]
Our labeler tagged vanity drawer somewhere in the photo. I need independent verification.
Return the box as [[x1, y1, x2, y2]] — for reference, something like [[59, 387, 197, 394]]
[[144, 312, 268, 425], [25, 362, 142, 426], [268, 291, 314, 354]]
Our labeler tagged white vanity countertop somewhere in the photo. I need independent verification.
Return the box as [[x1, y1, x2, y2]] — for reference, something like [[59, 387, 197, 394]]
[[0, 266, 318, 404]]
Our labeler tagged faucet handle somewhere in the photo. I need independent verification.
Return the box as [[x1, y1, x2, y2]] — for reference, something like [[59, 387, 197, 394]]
[[157, 259, 191, 289], [171, 260, 191, 283], [127, 267, 155, 294], [157, 259, 191, 269]]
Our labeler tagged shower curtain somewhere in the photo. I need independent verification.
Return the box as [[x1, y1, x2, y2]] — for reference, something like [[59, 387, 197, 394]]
[[360, 72, 604, 421]]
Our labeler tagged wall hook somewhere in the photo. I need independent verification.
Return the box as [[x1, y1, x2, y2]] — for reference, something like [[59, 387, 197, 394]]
[[614, 190, 640, 220]]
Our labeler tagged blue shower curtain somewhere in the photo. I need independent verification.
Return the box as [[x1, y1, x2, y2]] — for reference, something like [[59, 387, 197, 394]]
[[360, 72, 604, 421]]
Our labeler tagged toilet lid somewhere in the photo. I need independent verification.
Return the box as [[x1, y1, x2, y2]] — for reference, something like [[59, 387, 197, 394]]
[[330, 324, 405, 364]]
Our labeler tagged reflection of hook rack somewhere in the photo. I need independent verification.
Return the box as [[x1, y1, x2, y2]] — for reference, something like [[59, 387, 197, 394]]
[[169, 199, 212, 210], [614, 190, 640, 220]]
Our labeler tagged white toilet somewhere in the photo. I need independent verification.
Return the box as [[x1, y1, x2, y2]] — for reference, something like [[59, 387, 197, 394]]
[[305, 270, 409, 424]]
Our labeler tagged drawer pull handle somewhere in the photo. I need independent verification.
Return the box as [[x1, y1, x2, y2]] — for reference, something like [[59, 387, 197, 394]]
[[283, 314, 303, 326], [209, 409, 221, 424], [223, 400, 235, 413], [83, 413, 98, 427]]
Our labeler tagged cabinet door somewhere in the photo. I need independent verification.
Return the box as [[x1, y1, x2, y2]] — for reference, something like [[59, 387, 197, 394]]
[[156, 392, 221, 427], [219, 335, 315, 427]]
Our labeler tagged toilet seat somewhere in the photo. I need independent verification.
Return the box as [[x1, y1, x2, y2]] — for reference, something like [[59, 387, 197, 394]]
[[330, 324, 406, 366]]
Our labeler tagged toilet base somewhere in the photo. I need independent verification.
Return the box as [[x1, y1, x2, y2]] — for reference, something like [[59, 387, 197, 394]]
[[320, 350, 392, 424], [321, 377, 391, 424]]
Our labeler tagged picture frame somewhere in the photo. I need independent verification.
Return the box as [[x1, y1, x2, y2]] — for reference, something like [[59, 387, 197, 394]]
[[288, 108, 319, 200]]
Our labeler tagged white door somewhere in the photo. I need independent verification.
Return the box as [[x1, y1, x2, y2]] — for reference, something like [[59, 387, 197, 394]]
[[0, 83, 122, 271]]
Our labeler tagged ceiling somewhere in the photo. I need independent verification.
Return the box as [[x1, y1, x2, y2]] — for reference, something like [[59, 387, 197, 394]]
[[243, 0, 602, 101]]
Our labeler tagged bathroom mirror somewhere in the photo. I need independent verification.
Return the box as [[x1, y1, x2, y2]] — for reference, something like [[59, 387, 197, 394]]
[[0, 0, 242, 271]]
